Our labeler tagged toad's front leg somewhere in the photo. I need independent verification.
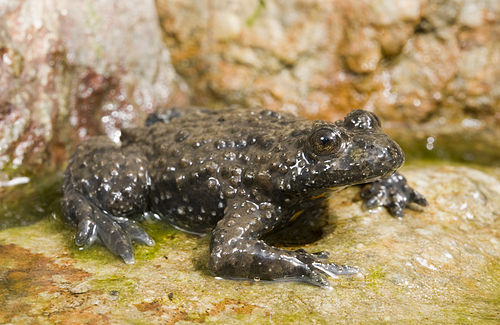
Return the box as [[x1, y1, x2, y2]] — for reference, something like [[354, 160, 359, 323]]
[[209, 199, 357, 287]]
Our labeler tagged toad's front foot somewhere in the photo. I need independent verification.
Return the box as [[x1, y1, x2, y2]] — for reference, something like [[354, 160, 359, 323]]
[[361, 172, 427, 218]]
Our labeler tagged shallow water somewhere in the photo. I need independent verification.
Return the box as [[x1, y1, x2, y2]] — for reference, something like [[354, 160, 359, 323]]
[[0, 172, 63, 230]]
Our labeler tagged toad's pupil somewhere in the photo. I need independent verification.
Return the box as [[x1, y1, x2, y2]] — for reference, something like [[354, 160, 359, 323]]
[[320, 135, 332, 145]]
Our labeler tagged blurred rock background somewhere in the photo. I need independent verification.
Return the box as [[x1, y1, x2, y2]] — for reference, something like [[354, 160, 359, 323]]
[[1, 0, 499, 175]]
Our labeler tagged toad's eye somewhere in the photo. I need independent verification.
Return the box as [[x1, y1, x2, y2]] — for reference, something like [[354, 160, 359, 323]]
[[308, 128, 346, 156]]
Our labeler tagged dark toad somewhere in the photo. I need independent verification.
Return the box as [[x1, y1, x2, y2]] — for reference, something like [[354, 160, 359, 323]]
[[62, 107, 427, 287]]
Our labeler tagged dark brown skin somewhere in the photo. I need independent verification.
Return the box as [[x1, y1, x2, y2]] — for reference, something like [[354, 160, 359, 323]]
[[62, 107, 427, 287]]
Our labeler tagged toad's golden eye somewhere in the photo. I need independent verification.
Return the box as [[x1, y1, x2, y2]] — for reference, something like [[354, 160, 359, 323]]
[[308, 128, 346, 156]]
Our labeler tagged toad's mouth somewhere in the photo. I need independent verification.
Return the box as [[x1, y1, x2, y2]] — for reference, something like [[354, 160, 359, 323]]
[[327, 185, 348, 192], [325, 172, 394, 190]]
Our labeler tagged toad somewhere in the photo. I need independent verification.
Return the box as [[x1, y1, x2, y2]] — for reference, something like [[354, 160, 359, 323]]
[[62, 107, 427, 286]]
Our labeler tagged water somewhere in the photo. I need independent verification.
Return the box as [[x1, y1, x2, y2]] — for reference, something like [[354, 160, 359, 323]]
[[0, 172, 63, 230]]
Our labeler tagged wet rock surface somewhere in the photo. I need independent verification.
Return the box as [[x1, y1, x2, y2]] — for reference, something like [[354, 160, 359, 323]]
[[1, 164, 498, 323], [157, 0, 500, 164], [0, 0, 188, 172]]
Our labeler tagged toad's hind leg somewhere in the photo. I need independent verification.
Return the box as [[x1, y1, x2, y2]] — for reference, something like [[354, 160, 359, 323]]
[[62, 137, 154, 264], [209, 198, 357, 287]]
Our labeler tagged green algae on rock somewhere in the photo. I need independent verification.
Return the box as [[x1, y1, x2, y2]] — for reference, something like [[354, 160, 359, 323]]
[[0, 164, 499, 323]]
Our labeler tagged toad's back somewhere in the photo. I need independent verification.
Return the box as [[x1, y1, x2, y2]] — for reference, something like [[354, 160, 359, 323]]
[[121, 107, 310, 234]]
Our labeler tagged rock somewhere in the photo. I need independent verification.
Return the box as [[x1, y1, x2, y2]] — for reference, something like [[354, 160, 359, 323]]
[[342, 27, 382, 74], [212, 11, 243, 41], [0, 164, 498, 323], [370, 0, 423, 25], [1, 1, 499, 321], [458, 2, 486, 28], [2, 0, 499, 169], [1, 0, 499, 170], [156, 0, 500, 165], [68, 281, 91, 294], [381, 33, 460, 120], [0, 0, 189, 173]]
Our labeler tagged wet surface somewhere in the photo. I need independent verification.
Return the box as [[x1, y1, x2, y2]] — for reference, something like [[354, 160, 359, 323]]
[[0, 172, 62, 230], [0, 163, 498, 323], [0, 0, 189, 172]]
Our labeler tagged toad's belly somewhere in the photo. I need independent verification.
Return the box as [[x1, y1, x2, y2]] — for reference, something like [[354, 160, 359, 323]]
[[149, 177, 226, 235]]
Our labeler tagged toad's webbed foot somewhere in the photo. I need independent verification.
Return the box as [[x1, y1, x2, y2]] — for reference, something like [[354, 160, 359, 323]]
[[210, 234, 358, 287], [64, 190, 155, 264], [293, 249, 358, 286], [361, 172, 427, 218]]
